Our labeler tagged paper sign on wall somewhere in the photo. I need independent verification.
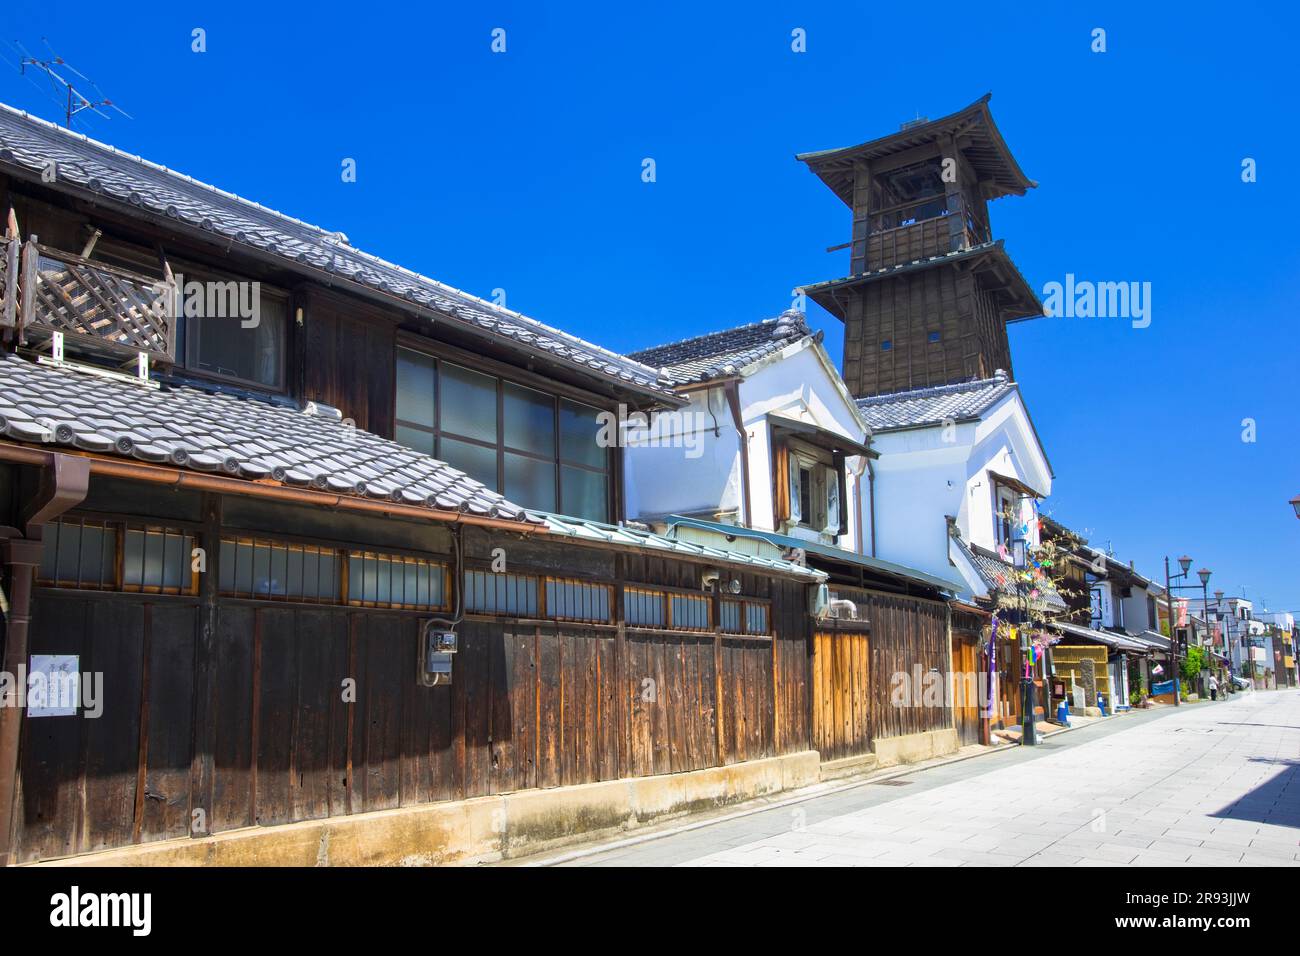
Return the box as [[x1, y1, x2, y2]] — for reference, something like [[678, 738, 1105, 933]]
[[27, 655, 80, 717]]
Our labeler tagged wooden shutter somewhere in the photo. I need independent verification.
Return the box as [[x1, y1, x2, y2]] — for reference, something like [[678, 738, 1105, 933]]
[[774, 441, 791, 523]]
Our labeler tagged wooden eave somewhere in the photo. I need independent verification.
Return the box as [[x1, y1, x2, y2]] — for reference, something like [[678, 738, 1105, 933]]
[[796, 94, 1037, 207], [800, 241, 1044, 322]]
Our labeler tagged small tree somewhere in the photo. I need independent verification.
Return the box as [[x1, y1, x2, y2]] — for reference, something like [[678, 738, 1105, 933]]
[[1180, 645, 1207, 683]]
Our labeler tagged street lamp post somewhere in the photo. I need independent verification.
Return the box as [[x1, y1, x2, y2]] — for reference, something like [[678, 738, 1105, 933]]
[[1163, 555, 1212, 707], [1012, 537, 1037, 746]]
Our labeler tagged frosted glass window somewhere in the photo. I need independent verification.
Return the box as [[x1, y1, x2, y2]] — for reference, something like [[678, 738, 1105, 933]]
[[504, 382, 555, 456], [545, 579, 612, 623], [439, 436, 497, 489], [347, 552, 446, 608], [464, 570, 539, 616], [560, 466, 606, 523], [124, 528, 193, 593], [624, 587, 666, 628], [396, 349, 436, 428], [560, 399, 605, 468], [671, 594, 710, 631], [219, 538, 340, 602], [38, 520, 118, 589], [720, 599, 742, 634], [441, 363, 497, 442], [504, 452, 556, 513]]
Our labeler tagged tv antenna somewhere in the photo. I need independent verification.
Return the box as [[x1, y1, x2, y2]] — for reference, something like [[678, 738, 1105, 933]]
[[14, 39, 130, 128]]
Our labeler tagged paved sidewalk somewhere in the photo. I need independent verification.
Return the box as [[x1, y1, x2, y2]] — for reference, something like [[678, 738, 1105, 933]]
[[554, 690, 1300, 867]]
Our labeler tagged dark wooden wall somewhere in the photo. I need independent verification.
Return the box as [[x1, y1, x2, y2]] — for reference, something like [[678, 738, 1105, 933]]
[[15, 548, 814, 863], [841, 269, 1013, 399], [300, 289, 397, 436]]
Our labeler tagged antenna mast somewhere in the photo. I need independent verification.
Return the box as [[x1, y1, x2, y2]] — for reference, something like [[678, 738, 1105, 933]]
[[16, 39, 131, 128]]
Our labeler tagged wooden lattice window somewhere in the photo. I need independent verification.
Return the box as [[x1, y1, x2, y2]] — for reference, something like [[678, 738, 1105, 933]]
[[464, 570, 539, 617], [219, 537, 340, 602], [624, 586, 667, 628], [721, 598, 772, 636], [545, 577, 613, 623], [346, 551, 448, 610], [38, 518, 197, 594], [670, 593, 711, 632]]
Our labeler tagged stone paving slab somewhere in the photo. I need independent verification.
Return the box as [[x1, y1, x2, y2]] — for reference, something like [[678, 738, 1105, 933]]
[[554, 690, 1300, 867]]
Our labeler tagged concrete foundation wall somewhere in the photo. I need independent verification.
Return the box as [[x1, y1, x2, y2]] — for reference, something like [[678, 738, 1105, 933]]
[[32, 751, 821, 868], [872, 728, 959, 768]]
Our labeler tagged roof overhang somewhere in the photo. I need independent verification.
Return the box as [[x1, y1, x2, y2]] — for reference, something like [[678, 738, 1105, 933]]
[[799, 241, 1043, 323], [666, 515, 962, 595], [0, 106, 682, 410], [796, 94, 1037, 207], [988, 470, 1044, 500], [769, 412, 875, 459], [1051, 621, 1150, 654]]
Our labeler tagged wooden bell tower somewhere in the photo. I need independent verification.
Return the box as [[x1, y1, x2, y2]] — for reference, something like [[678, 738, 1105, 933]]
[[797, 94, 1044, 398]]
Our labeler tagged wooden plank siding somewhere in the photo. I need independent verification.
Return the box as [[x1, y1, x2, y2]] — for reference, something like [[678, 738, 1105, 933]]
[[14, 531, 816, 862], [811, 587, 953, 760]]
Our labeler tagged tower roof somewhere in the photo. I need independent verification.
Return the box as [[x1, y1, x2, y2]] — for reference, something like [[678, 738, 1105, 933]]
[[799, 240, 1044, 324], [796, 94, 1036, 206]]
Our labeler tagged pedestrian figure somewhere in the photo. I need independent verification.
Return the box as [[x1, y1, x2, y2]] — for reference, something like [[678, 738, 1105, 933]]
[[1208, 675, 1218, 701]]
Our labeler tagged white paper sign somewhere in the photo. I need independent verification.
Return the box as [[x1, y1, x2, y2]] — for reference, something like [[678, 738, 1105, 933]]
[[28, 655, 80, 717]]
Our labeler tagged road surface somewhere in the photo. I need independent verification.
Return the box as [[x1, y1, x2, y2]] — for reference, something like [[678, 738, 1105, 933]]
[[552, 689, 1300, 866]]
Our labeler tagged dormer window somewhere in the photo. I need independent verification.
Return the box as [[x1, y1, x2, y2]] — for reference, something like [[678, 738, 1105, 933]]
[[995, 483, 1017, 546], [785, 448, 841, 536]]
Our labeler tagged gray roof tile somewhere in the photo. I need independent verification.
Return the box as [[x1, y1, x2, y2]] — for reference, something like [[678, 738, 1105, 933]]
[[967, 544, 1068, 613], [855, 372, 1017, 432], [0, 104, 674, 401], [628, 311, 811, 386], [0, 353, 541, 523]]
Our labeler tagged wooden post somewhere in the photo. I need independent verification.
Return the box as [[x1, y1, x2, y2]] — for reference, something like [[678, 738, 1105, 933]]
[[18, 236, 38, 346], [187, 493, 222, 838]]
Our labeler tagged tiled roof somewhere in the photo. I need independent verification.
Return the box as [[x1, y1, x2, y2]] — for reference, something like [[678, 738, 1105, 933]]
[[536, 513, 826, 581], [1053, 621, 1150, 653], [800, 241, 1044, 324], [855, 372, 1017, 432], [628, 311, 811, 386], [0, 104, 674, 401], [967, 545, 1069, 613], [0, 353, 540, 523]]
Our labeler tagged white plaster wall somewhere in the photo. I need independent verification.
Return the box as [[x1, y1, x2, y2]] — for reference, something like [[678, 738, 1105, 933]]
[[622, 338, 868, 554], [623, 386, 742, 523], [870, 392, 1052, 585]]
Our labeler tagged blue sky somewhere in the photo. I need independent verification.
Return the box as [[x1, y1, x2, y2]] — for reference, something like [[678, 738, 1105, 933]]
[[3, 2, 1298, 608]]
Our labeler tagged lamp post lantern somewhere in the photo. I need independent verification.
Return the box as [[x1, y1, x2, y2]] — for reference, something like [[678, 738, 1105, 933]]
[[1163, 555, 1211, 707]]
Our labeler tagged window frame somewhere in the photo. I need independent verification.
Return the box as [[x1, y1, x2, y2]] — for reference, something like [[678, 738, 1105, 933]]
[[88, 236, 291, 394], [36, 515, 200, 596], [393, 344, 612, 521]]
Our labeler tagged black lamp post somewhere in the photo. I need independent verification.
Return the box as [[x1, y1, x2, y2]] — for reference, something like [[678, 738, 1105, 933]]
[[1011, 537, 1037, 746], [1163, 555, 1211, 707]]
